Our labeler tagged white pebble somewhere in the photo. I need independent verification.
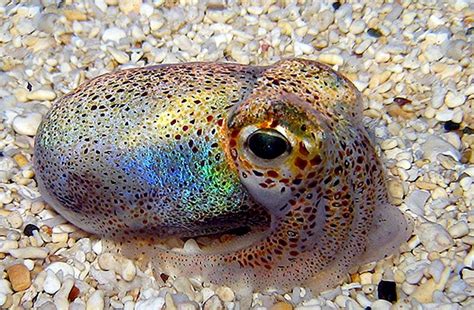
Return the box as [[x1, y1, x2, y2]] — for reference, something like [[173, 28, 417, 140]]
[[216, 286, 234, 302], [294, 41, 314, 56], [98, 253, 119, 271], [404, 190, 430, 216], [416, 222, 454, 252], [0, 279, 12, 295], [360, 272, 372, 285], [46, 262, 75, 277], [26, 89, 56, 101], [12, 112, 43, 136], [424, 45, 444, 62], [318, 53, 343, 66], [7, 211, 23, 229], [140, 3, 154, 17], [428, 259, 445, 283], [421, 135, 461, 162], [92, 240, 102, 255], [445, 91, 466, 108], [149, 16, 165, 31], [121, 259, 136, 282], [350, 20, 366, 34], [371, 299, 392, 310], [435, 109, 454, 122], [354, 40, 372, 54], [9, 247, 49, 259], [315, 10, 334, 32], [108, 47, 129, 64], [448, 221, 469, 238], [118, 0, 141, 14], [381, 138, 398, 150], [460, 177, 472, 192], [86, 290, 104, 310], [102, 27, 126, 43], [431, 84, 447, 109], [396, 159, 412, 170], [355, 293, 371, 308], [0, 240, 18, 253], [94, 0, 107, 12], [464, 247, 474, 268], [135, 296, 165, 310], [44, 270, 61, 294]]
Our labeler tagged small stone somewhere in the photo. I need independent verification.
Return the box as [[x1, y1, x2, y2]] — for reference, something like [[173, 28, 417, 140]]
[[404, 190, 430, 216], [377, 280, 397, 302], [230, 47, 250, 65], [371, 299, 392, 310], [173, 277, 195, 298], [68, 285, 80, 302], [270, 301, 294, 310], [448, 221, 469, 238], [9, 247, 49, 259], [64, 10, 87, 21], [435, 109, 454, 122], [13, 153, 29, 168], [98, 253, 119, 271], [107, 47, 129, 64], [461, 268, 474, 281], [421, 135, 461, 162], [12, 112, 43, 136], [51, 232, 68, 243], [444, 121, 460, 131], [445, 91, 466, 108], [26, 89, 56, 101], [102, 27, 126, 43], [360, 272, 373, 285], [118, 0, 141, 14], [7, 264, 31, 292], [7, 211, 23, 229], [44, 269, 61, 294], [332, 1, 341, 10], [416, 222, 454, 252], [424, 45, 443, 62], [203, 295, 224, 310], [139, 3, 154, 17], [393, 97, 412, 106], [23, 224, 40, 236], [315, 10, 334, 32], [135, 296, 165, 310], [45, 262, 75, 277], [431, 84, 447, 109], [387, 179, 404, 201], [149, 16, 165, 31], [294, 41, 314, 56], [86, 290, 104, 310], [375, 51, 390, 63], [121, 259, 136, 282], [95, 0, 108, 12], [215, 286, 234, 302], [350, 20, 366, 34], [428, 259, 444, 283], [381, 138, 398, 150], [0, 240, 18, 253], [318, 53, 343, 66]]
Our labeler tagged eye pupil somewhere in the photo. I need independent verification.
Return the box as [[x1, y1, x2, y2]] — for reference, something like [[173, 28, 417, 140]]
[[247, 130, 290, 160]]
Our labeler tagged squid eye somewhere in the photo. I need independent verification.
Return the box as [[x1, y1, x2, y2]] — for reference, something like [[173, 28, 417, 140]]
[[247, 129, 291, 160]]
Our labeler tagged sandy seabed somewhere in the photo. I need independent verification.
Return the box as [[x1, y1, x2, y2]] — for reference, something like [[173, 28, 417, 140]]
[[0, 0, 473, 309]]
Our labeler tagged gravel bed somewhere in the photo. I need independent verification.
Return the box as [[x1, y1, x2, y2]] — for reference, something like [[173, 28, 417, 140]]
[[0, 0, 473, 309]]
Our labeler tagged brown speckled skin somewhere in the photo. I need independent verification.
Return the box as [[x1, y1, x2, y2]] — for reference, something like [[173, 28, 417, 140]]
[[34, 59, 412, 297]]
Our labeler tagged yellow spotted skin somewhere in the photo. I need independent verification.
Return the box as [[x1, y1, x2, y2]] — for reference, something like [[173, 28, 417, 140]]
[[34, 59, 411, 296]]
